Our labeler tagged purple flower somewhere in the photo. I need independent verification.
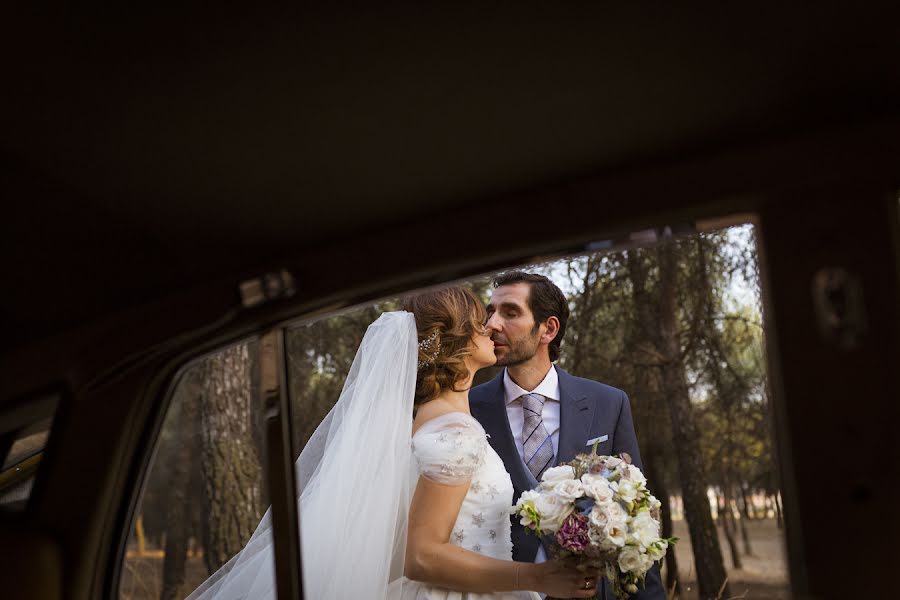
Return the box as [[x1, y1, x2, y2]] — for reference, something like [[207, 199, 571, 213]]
[[556, 512, 590, 553]]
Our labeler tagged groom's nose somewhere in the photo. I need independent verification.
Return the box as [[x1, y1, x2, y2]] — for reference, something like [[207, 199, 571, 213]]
[[485, 312, 501, 331]]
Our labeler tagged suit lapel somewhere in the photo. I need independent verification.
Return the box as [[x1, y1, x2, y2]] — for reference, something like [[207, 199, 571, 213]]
[[473, 371, 537, 494], [556, 368, 593, 464]]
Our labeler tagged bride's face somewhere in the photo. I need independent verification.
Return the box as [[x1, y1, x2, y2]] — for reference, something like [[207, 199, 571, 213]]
[[469, 323, 497, 369]]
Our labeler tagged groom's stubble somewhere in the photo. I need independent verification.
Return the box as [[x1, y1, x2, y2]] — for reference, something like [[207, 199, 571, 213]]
[[492, 324, 542, 367]]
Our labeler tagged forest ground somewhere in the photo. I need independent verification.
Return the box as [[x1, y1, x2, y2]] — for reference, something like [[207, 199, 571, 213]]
[[665, 518, 790, 600], [119, 518, 791, 600]]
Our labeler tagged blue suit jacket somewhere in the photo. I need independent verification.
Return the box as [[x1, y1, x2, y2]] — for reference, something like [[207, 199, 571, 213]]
[[469, 367, 665, 600]]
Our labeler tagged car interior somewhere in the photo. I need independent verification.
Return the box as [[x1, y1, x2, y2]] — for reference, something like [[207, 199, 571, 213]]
[[1, 5, 899, 600]]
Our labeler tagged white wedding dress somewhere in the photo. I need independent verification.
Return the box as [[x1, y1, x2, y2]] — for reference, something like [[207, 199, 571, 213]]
[[185, 312, 539, 600], [397, 412, 540, 600]]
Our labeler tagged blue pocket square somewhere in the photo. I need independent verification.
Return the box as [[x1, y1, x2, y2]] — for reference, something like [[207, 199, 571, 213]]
[[586, 435, 609, 446]]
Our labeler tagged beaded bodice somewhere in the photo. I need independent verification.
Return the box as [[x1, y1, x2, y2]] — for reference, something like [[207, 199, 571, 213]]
[[412, 412, 515, 559]]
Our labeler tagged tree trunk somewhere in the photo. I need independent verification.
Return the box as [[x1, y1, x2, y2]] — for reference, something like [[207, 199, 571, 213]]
[[566, 255, 602, 375], [642, 445, 679, 595], [737, 488, 754, 556], [199, 343, 263, 574], [716, 493, 726, 529], [161, 371, 202, 600], [656, 240, 730, 600], [721, 486, 743, 570], [659, 489, 679, 594], [740, 483, 753, 520], [774, 491, 784, 530]]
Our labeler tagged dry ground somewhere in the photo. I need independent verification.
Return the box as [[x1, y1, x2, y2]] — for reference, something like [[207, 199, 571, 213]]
[[119, 518, 791, 600], [665, 518, 791, 600]]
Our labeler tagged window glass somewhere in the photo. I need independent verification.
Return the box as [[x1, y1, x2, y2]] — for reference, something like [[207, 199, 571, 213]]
[[119, 219, 788, 600], [119, 340, 272, 600], [286, 304, 397, 449], [0, 400, 57, 513], [2, 419, 51, 470], [284, 221, 790, 599]]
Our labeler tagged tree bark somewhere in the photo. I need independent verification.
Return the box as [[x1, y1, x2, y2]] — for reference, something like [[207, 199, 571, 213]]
[[740, 483, 753, 520], [658, 488, 679, 594], [161, 370, 202, 600], [774, 491, 784, 530], [566, 256, 600, 375], [721, 486, 743, 570], [642, 444, 679, 595], [199, 343, 263, 574], [656, 240, 730, 600], [716, 493, 726, 529], [737, 488, 754, 556]]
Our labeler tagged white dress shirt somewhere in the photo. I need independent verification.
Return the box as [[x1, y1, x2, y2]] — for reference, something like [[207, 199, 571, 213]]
[[503, 365, 561, 568], [503, 365, 561, 463]]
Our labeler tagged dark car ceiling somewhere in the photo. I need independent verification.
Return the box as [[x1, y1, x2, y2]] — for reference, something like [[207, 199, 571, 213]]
[[2, 4, 899, 353]]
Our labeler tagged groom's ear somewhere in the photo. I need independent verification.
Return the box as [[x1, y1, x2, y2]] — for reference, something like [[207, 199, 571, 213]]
[[540, 316, 561, 344]]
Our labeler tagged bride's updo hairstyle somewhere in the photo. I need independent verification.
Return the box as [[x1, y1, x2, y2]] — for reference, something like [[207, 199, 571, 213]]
[[402, 286, 488, 407]]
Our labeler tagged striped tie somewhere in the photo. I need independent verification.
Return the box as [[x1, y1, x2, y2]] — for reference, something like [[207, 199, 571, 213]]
[[521, 393, 553, 480]]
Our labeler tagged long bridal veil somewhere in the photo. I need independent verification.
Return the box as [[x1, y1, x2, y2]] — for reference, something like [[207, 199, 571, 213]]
[[185, 311, 418, 600]]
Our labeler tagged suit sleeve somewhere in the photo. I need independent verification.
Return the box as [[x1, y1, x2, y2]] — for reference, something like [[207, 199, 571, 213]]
[[629, 564, 665, 600], [611, 391, 666, 600]]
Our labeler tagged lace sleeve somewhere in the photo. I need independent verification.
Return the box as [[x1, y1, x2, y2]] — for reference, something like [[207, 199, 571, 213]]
[[411, 413, 487, 485]]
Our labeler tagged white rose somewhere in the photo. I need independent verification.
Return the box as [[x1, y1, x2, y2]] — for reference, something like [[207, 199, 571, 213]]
[[587, 524, 617, 551], [605, 456, 623, 470], [606, 501, 628, 528], [540, 465, 576, 484], [648, 494, 662, 511], [617, 545, 643, 573], [533, 492, 574, 534], [595, 532, 619, 551], [607, 523, 628, 547], [603, 502, 630, 547], [581, 474, 614, 502], [589, 502, 611, 529], [553, 479, 585, 501], [630, 510, 660, 548]]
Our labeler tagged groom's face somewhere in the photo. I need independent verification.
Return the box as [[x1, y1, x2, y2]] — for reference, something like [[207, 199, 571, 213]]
[[485, 283, 542, 367]]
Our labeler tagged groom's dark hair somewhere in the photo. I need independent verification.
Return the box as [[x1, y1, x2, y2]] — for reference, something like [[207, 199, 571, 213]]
[[493, 271, 569, 362]]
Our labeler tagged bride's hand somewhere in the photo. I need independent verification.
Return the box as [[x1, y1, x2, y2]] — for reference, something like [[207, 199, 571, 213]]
[[528, 560, 600, 598]]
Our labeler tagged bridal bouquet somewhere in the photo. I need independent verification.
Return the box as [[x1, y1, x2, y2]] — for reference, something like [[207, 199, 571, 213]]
[[512, 448, 675, 599]]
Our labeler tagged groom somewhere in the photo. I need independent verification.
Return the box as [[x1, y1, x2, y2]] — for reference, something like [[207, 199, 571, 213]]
[[470, 272, 664, 600]]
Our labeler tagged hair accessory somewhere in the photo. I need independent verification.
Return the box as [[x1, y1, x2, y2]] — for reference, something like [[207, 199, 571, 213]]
[[417, 330, 440, 370]]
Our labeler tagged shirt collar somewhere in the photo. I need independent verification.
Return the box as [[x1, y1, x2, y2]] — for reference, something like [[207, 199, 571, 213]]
[[503, 365, 560, 405]]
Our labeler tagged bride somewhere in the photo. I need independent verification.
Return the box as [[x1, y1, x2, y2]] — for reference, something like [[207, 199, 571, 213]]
[[186, 286, 598, 599]]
